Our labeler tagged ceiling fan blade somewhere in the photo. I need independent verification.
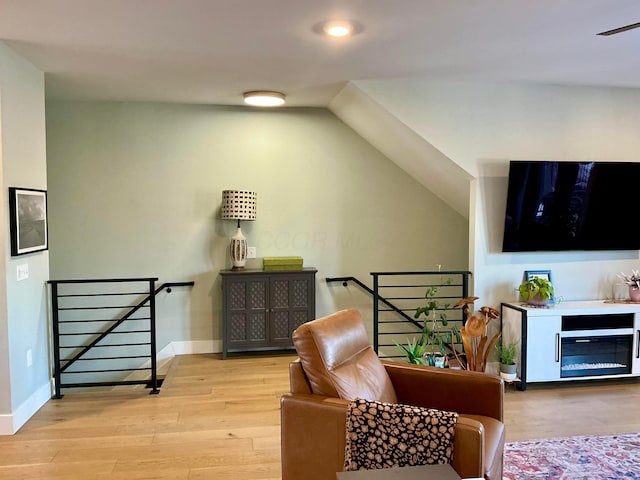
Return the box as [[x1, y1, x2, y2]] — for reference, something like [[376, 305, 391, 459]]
[[597, 21, 640, 36]]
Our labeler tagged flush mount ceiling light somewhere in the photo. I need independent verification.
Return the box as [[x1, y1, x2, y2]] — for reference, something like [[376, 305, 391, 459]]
[[313, 20, 363, 38], [243, 91, 286, 107], [323, 20, 354, 37]]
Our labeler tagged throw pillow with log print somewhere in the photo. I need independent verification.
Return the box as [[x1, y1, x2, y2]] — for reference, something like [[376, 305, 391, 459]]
[[344, 398, 458, 471]]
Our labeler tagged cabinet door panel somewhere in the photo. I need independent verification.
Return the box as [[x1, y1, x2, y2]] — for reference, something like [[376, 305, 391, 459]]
[[249, 311, 267, 342], [229, 312, 247, 342], [291, 278, 310, 308], [526, 315, 562, 381], [228, 282, 246, 309], [225, 276, 268, 347], [269, 274, 315, 344], [271, 311, 291, 341], [271, 279, 289, 309], [229, 310, 267, 342], [248, 280, 266, 310], [291, 310, 308, 332]]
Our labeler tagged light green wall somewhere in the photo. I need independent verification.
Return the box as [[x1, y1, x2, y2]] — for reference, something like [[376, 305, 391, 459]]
[[46, 101, 468, 350], [0, 41, 49, 433]]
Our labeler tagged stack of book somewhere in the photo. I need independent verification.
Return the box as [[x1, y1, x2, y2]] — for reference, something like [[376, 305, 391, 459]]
[[263, 256, 304, 271]]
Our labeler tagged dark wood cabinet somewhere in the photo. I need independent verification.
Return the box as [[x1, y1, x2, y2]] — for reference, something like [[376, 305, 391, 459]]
[[220, 268, 317, 358]]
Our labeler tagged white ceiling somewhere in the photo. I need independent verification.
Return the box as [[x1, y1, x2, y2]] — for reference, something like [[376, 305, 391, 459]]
[[1, 0, 639, 107]]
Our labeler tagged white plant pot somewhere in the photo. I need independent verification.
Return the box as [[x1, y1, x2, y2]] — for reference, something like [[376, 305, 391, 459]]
[[500, 363, 517, 381]]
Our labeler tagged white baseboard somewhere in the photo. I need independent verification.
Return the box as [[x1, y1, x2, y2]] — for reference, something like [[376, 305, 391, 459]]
[[119, 340, 222, 384], [0, 380, 52, 435], [167, 340, 221, 355], [0, 415, 13, 436]]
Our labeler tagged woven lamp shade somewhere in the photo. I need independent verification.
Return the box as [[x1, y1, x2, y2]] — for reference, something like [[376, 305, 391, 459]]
[[221, 190, 257, 220]]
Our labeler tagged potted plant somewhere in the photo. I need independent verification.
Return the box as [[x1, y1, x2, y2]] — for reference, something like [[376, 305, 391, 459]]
[[496, 341, 518, 381], [518, 277, 554, 306], [395, 337, 428, 365], [617, 270, 640, 302], [396, 282, 465, 368], [397, 284, 502, 372]]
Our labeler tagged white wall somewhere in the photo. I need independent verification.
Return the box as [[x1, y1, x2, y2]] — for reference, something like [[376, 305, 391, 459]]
[[46, 101, 468, 351], [329, 83, 472, 219], [353, 80, 640, 307], [0, 42, 50, 434]]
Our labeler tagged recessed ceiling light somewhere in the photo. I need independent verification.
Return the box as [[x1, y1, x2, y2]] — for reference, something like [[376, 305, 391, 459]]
[[243, 91, 286, 107]]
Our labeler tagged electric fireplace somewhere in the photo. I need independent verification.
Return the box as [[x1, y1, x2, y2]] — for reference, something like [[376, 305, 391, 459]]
[[560, 313, 633, 378], [500, 300, 640, 390]]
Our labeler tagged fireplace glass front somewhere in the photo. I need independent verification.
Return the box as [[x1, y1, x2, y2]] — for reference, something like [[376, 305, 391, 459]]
[[561, 335, 632, 378]]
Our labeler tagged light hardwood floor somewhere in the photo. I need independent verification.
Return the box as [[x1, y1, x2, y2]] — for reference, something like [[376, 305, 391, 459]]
[[1, 353, 639, 479]]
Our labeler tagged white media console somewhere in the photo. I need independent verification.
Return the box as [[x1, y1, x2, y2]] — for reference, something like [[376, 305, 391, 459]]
[[501, 300, 640, 390]]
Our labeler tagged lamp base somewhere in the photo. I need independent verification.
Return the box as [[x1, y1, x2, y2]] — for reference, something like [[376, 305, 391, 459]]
[[230, 226, 247, 270]]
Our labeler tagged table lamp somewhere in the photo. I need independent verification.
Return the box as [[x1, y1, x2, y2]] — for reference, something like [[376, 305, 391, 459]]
[[221, 190, 257, 270]]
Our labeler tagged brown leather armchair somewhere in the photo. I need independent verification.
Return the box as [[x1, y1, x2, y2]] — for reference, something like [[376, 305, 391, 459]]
[[280, 309, 505, 480]]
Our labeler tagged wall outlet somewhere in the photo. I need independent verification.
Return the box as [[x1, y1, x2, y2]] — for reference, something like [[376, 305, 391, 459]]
[[247, 246, 257, 259], [17, 264, 29, 281], [27, 349, 32, 367]]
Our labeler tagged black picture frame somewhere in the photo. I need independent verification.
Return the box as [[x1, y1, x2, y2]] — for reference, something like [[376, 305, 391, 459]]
[[9, 187, 48, 256]]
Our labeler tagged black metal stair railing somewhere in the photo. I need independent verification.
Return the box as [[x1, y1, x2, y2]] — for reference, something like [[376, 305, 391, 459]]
[[48, 277, 194, 398], [327, 271, 471, 359], [325, 276, 419, 326]]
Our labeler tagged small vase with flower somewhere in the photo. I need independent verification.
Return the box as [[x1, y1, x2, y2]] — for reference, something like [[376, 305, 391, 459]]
[[617, 270, 640, 302]]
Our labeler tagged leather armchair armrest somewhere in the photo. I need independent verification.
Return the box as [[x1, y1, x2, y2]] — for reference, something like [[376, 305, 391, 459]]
[[280, 393, 349, 480], [453, 416, 484, 479], [383, 361, 504, 421]]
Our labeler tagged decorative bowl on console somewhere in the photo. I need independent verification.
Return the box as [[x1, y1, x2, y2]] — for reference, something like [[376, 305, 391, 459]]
[[518, 277, 554, 306]]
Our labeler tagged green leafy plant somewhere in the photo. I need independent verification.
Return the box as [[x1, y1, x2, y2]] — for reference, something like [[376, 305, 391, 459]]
[[396, 280, 464, 367], [395, 337, 428, 365], [518, 277, 554, 303], [496, 341, 518, 366]]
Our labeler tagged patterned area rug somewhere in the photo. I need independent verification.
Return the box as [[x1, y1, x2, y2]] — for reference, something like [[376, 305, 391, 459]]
[[504, 432, 640, 479]]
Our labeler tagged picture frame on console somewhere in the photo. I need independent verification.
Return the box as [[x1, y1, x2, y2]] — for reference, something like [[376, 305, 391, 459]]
[[522, 270, 555, 305], [524, 270, 552, 282]]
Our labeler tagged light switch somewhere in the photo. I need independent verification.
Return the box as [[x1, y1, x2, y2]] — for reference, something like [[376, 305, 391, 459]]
[[247, 247, 257, 259], [17, 264, 29, 281]]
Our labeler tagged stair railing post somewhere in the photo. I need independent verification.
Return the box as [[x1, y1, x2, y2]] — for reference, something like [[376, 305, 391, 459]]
[[50, 282, 63, 399], [149, 278, 159, 394], [372, 273, 379, 353], [462, 272, 470, 322]]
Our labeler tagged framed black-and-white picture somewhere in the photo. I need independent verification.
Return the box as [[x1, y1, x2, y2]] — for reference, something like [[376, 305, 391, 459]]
[[9, 187, 48, 256]]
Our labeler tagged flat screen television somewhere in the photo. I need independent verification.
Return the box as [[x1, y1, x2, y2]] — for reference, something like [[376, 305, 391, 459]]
[[502, 160, 640, 252]]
